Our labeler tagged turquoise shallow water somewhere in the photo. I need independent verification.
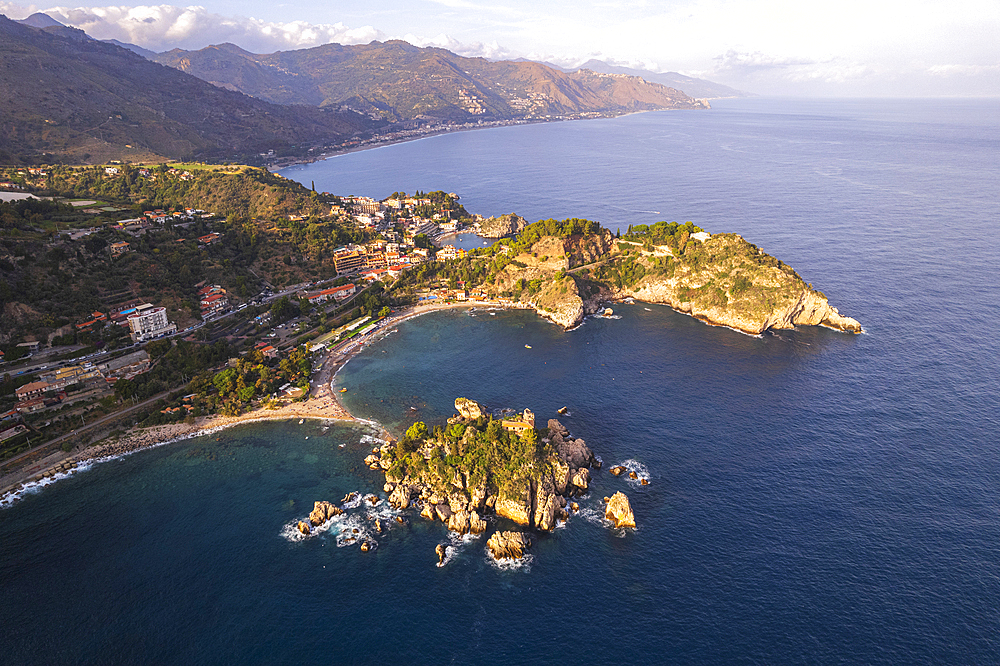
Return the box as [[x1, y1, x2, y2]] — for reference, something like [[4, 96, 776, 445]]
[[2, 98, 999, 664]]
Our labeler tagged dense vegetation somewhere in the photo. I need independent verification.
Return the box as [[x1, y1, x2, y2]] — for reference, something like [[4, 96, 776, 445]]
[[0, 16, 379, 165], [0, 166, 373, 340], [385, 416, 553, 497]]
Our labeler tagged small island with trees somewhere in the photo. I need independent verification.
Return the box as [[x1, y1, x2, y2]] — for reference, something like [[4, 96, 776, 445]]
[[351, 397, 635, 562]]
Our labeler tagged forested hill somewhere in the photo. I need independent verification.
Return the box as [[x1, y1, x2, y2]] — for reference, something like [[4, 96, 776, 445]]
[[153, 40, 709, 123], [0, 16, 382, 165]]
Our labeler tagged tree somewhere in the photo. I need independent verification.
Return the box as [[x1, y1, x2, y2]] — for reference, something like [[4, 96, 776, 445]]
[[405, 421, 429, 443]]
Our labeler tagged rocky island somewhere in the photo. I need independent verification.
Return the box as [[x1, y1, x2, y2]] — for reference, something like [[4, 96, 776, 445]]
[[359, 397, 633, 561]]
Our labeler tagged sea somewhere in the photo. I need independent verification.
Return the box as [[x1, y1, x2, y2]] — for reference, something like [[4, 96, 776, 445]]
[[2, 98, 998, 664]]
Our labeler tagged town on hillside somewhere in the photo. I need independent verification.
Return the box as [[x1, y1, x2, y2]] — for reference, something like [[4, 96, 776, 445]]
[[0, 165, 509, 468]]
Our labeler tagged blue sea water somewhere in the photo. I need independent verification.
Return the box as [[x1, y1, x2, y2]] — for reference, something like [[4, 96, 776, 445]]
[[2, 99, 999, 664]]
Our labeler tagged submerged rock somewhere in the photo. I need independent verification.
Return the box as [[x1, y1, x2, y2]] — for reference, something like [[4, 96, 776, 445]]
[[487, 531, 531, 560], [605, 491, 636, 529]]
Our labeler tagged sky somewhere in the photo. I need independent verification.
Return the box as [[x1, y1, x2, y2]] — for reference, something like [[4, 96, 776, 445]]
[[1, 0, 998, 96]]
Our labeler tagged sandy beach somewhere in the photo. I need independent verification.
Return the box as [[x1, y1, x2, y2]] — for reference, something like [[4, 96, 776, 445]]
[[0, 299, 524, 503]]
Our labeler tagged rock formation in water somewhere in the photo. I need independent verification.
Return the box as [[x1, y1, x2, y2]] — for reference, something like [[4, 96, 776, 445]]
[[309, 500, 343, 525], [379, 402, 599, 539], [487, 531, 531, 560], [605, 491, 636, 529], [454, 397, 484, 420]]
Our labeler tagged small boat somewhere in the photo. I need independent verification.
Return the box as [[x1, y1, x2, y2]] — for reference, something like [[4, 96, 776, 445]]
[[644, 307, 651, 311], [339, 388, 348, 393], [524, 344, 532, 349], [603, 308, 614, 317], [557, 406, 568, 415], [298, 419, 304, 424]]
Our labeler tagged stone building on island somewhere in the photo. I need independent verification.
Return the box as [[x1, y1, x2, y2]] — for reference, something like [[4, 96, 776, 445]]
[[501, 408, 535, 435]]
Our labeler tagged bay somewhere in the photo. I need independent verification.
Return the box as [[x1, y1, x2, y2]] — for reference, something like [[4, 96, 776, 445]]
[[2, 98, 998, 664]]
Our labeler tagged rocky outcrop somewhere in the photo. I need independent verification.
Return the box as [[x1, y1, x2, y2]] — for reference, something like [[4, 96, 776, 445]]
[[533, 478, 560, 531], [309, 500, 343, 525], [389, 483, 415, 509], [480, 228, 860, 334], [626, 279, 862, 335], [454, 397, 484, 420], [618, 234, 861, 335], [478, 213, 527, 238], [495, 483, 533, 526], [448, 509, 470, 534], [375, 399, 608, 557], [487, 531, 531, 560], [436, 543, 447, 564], [549, 419, 596, 469], [469, 510, 487, 534], [605, 491, 636, 528]]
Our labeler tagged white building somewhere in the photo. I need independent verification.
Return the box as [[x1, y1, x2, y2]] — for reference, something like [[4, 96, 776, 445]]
[[127, 304, 177, 342]]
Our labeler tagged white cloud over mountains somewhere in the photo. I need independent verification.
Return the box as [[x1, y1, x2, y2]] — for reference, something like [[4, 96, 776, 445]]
[[0, 0, 997, 96], [1, 3, 385, 51]]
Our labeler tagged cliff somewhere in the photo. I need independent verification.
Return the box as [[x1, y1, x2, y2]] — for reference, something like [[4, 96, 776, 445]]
[[470, 219, 861, 334], [610, 233, 862, 335]]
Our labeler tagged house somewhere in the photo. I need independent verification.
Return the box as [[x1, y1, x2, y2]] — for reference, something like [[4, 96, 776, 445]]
[[365, 252, 388, 270], [361, 269, 388, 282], [15, 398, 45, 414], [501, 408, 536, 435], [305, 283, 356, 305], [386, 264, 406, 279], [17, 341, 40, 353], [109, 241, 131, 257], [198, 232, 221, 245], [255, 343, 278, 359], [199, 285, 230, 317], [40, 365, 102, 390], [437, 245, 466, 261], [15, 381, 49, 401]]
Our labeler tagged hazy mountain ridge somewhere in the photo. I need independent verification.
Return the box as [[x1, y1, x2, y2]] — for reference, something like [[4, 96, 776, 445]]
[[0, 15, 381, 164], [571, 59, 750, 99], [153, 40, 709, 122]]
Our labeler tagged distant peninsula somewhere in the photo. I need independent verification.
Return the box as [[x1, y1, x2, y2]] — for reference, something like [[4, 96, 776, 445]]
[[407, 218, 862, 335]]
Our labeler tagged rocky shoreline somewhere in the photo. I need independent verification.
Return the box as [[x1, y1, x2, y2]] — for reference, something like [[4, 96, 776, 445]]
[[362, 397, 636, 562]]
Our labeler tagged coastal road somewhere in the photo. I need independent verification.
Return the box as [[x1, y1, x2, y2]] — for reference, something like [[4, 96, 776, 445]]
[[0, 390, 172, 477]]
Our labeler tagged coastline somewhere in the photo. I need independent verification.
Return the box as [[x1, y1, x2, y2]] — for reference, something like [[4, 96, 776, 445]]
[[268, 109, 672, 172], [0, 299, 521, 507]]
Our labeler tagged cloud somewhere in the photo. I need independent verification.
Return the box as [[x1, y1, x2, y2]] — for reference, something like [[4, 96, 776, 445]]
[[927, 64, 1000, 77], [401, 32, 517, 60], [1, 3, 386, 52]]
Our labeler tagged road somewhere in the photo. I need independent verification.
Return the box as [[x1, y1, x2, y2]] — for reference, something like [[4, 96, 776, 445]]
[[0, 390, 171, 474]]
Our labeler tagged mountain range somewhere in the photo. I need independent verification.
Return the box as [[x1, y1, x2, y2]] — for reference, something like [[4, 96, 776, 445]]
[[0, 15, 382, 164], [0, 12, 731, 165], [152, 40, 708, 123]]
